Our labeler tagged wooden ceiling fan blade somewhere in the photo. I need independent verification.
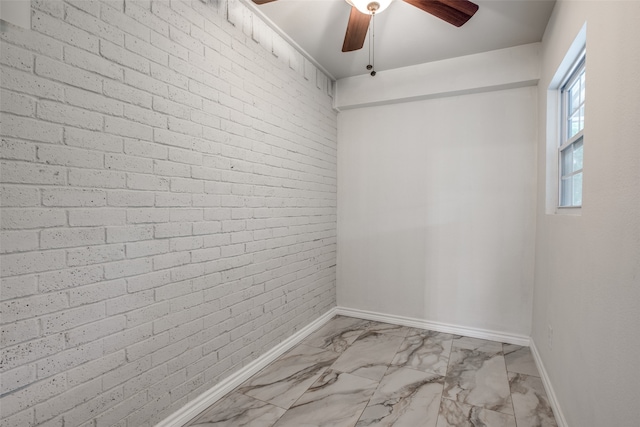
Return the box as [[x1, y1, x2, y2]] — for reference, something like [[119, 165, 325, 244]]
[[342, 7, 371, 52], [252, 0, 278, 4], [403, 0, 479, 27]]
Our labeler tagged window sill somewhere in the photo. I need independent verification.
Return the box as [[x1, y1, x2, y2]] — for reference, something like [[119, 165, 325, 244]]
[[555, 206, 582, 216]]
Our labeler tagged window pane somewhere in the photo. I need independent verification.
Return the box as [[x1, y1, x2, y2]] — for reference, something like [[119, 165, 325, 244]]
[[570, 80, 580, 114], [580, 71, 586, 102], [573, 140, 583, 170], [561, 177, 572, 206], [572, 172, 583, 206], [561, 146, 573, 175]]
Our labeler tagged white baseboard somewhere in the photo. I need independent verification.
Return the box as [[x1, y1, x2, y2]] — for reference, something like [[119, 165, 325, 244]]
[[529, 339, 569, 427], [155, 307, 337, 427], [335, 306, 531, 346]]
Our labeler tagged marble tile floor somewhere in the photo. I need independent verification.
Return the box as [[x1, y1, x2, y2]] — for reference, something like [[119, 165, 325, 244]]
[[185, 316, 558, 427]]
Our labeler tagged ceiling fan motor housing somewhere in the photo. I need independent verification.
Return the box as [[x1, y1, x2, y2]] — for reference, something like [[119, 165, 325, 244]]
[[347, 0, 394, 15]]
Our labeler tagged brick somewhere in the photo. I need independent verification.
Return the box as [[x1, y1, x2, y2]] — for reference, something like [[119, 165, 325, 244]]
[[42, 188, 106, 206], [69, 209, 127, 227], [67, 351, 126, 387], [126, 240, 169, 259], [168, 147, 202, 165], [0, 230, 39, 254], [124, 139, 168, 160], [155, 192, 192, 207], [153, 159, 191, 178], [67, 244, 125, 267], [123, 104, 167, 128], [1, 208, 66, 229], [66, 0, 101, 17], [0, 275, 38, 301], [169, 85, 203, 109], [170, 236, 202, 252], [69, 279, 127, 306], [32, 10, 99, 53], [170, 262, 205, 282], [152, 251, 190, 271], [103, 325, 153, 356], [0, 138, 36, 161], [125, 332, 170, 361], [36, 340, 104, 379], [35, 55, 102, 93], [0, 42, 34, 72], [40, 302, 106, 334], [122, 364, 166, 398], [101, 2, 151, 42], [0, 161, 65, 185], [0, 333, 66, 371], [193, 221, 221, 235], [100, 40, 149, 73], [125, 34, 168, 65], [41, 227, 105, 249], [64, 127, 123, 153], [105, 290, 155, 316], [2, 69, 63, 106], [62, 386, 124, 426], [1, 318, 40, 347], [0, 185, 40, 207], [152, 96, 190, 119], [38, 265, 104, 292], [124, 68, 168, 97], [170, 177, 204, 193], [125, 302, 170, 328], [151, 2, 191, 33], [1, 114, 63, 143], [104, 257, 152, 279], [37, 100, 103, 130], [68, 169, 127, 188], [103, 79, 152, 108], [105, 116, 153, 141], [64, 45, 123, 80], [33, 378, 102, 424], [126, 270, 171, 293], [65, 87, 125, 116], [127, 173, 170, 191], [0, 89, 36, 116], [95, 391, 148, 427], [32, 0, 65, 19], [106, 225, 154, 243], [0, 365, 36, 395], [106, 154, 154, 173], [0, 374, 66, 418], [127, 208, 170, 224], [65, 3, 125, 46], [64, 316, 126, 347], [153, 128, 194, 149]]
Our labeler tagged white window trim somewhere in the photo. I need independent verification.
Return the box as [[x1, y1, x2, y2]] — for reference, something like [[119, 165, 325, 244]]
[[545, 23, 587, 216], [558, 53, 585, 209]]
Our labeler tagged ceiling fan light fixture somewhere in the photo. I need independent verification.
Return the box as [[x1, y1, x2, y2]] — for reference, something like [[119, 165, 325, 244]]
[[347, 0, 394, 15]]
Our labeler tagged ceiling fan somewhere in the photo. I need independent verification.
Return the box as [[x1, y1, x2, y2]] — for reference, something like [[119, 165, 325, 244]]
[[250, 0, 479, 52]]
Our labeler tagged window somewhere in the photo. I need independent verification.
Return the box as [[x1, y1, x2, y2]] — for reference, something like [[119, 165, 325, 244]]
[[559, 53, 585, 207]]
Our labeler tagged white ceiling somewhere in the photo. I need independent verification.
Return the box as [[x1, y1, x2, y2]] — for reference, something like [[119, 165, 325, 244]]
[[245, 0, 556, 80]]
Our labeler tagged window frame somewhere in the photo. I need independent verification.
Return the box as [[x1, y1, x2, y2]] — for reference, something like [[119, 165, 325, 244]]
[[558, 51, 586, 209]]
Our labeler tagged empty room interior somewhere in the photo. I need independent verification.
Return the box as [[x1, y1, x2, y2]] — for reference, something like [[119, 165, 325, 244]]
[[0, 0, 638, 426]]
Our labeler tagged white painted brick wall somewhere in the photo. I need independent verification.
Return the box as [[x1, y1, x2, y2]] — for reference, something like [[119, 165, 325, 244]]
[[0, 0, 337, 425]]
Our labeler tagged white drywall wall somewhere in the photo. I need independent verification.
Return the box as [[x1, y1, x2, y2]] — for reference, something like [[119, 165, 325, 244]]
[[337, 64, 538, 336], [533, 1, 640, 426]]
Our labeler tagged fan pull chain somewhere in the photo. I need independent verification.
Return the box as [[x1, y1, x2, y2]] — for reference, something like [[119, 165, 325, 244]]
[[366, 12, 376, 76]]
